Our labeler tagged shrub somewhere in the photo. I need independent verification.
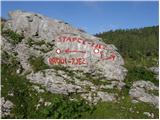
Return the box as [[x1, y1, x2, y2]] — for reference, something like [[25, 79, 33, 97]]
[[2, 29, 24, 44], [29, 56, 50, 72], [125, 66, 158, 86], [1, 52, 93, 119]]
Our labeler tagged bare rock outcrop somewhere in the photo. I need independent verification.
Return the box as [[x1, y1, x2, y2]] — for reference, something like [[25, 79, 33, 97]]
[[129, 80, 159, 108], [2, 10, 127, 104], [1, 97, 14, 118]]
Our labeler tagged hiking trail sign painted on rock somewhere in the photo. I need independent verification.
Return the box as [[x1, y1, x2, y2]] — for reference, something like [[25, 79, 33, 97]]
[[48, 35, 117, 66]]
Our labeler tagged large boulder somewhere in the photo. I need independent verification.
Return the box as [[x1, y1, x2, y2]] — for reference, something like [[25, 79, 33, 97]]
[[3, 10, 127, 81], [2, 10, 127, 103]]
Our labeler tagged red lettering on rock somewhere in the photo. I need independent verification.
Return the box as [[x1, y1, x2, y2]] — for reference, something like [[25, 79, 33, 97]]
[[66, 37, 72, 42]]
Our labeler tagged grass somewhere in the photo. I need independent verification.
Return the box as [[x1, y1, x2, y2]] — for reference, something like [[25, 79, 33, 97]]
[[79, 54, 159, 119], [27, 38, 46, 47], [27, 38, 54, 53], [124, 65, 158, 86], [1, 27, 159, 119], [81, 96, 159, 119], [2, 29, 24, 45], [28, 56, 50, 72], [1, 52, 93, 119]]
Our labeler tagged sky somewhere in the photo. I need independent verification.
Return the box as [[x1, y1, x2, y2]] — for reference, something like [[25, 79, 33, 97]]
[[1, 1, 159, 34]]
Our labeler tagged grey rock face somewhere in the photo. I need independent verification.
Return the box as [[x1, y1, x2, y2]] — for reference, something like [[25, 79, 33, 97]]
[[1, 36, 14, 53], [26, 69, 117, 104], [80, 92, 115, 105], [27, 69, 85, 95], [1, 97, 14, 118], [4, 10, 97, 42], [129, 80, 159, 108], [2, 10, 127, 104], [3, 10, 127, 81]]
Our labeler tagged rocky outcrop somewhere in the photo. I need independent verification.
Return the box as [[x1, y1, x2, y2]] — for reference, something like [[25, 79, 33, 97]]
[[1, 97, 13, 118], [2, 10, 127, 104], [129, 80, 159, 108]]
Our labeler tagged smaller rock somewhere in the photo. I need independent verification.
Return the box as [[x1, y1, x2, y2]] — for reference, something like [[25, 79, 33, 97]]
[[8, 92, 14, 96], [1, 97, 14, 118], [97, 91, 116, 102], [39, 98, 44, 103], [149, 67, 159, 75], [36, 104, 41, 110], [131, 100, 138, 103], [32, 85, 45, 93], [129, 80, 159, 108], [44, 102, 51, 106], [16, 69, 20, 74], [143, 112, 154, 118], [149, 67, 159, 80], [117, 81, 125, 90]]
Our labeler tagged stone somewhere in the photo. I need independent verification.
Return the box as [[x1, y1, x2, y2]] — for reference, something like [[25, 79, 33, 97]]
[[1, 97, 13, 118], [26, 69, 85, 95], [132, 80, 158, 91], [16, 69, 20, 74], [149, 67, 159, 80], [131, 100, 138, 103], [8, 92, 14, 96], [143, 112, 154, 118], [39, 98, 44, 103], [149, 67, 159, 75], [97, 91, 116, 102], [36, 104, 41, 110], [32, 85, 45, 93], [44, 102, 51, 106], [129, 80, 159, 108], [81, 91, 115, 105]]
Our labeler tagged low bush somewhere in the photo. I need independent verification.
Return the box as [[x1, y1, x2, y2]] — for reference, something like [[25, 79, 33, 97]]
[[2, 29, 24, 44]]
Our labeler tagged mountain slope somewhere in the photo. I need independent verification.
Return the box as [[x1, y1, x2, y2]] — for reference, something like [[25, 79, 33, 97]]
[[96, 26, 159, 66], [1, 10, 159, 119]]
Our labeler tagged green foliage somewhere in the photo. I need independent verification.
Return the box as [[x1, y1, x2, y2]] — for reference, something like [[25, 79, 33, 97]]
[[81, 96, 159, 119], [2, 29, 24, 44], [29, 56, 50, 72], [36, 96, 92, 119], [2, 25, 159, 119], [81, 83, 158, 119], [96, 26, 159, 86], [1, 51, 20, 72], [1, 51, 93, 119], [96, 26, 159, 66], [125, 66, 158, 86], [88, 26, 159, 119], [27, 38, 46, 47], [27, 38, 54, 53]]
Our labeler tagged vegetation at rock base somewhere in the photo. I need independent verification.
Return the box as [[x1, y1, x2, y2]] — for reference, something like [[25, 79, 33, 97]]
[[96, 26, 159, 93], [1, 51, 93, 119], [81, 97, 158, 119], [84, 26, 159, 118], [1, 24, 159, 118]]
